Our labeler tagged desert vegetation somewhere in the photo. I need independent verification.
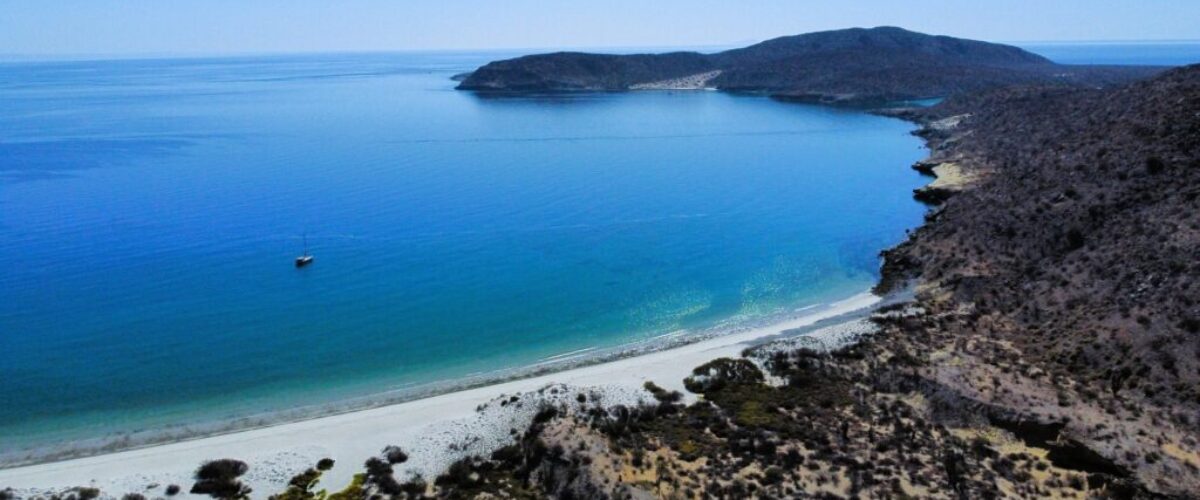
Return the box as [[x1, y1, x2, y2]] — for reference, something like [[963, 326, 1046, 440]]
[[190, 459, 251, 499], [8, 56, 1198, 500]]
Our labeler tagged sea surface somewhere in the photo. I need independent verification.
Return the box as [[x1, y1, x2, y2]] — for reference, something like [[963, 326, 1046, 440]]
[[1020, 40, 1200, 66], [0, 51, 929, 460], [5, 41, 1192, 462]]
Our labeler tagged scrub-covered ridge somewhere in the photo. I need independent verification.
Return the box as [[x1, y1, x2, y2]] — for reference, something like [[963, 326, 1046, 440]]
[[458, 27, 1161, 105]]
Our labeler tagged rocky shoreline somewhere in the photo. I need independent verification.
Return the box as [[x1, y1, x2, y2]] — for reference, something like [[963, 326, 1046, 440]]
[[362, 65, 1199, 499], [248, 65, 1196, 499], [882, 66, 1200, 497], [6, 60, 1197, 500]]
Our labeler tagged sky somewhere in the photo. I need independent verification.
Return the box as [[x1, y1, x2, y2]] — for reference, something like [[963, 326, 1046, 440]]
[[3, 0, 1200, 58]]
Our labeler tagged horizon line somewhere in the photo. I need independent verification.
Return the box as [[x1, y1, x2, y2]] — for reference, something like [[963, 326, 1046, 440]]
[[4, 37, 1200, 64]]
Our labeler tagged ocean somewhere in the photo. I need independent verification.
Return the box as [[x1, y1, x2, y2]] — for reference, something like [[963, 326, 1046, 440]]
[[2, 42, 1194, 463], [0, 51, 928, 460], [1018, 41, 1200, 66]]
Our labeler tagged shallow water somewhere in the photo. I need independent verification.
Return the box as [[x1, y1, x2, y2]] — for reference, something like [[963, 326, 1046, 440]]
[[0, 52, 933, 457]]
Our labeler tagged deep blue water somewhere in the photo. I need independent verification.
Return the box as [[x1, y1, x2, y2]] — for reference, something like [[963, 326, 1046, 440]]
[[0, 52, 931, 457], [1022, 41, 1200, 66]]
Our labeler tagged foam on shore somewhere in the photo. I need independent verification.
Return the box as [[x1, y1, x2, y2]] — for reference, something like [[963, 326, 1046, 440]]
[[0, 291, 880, 499]]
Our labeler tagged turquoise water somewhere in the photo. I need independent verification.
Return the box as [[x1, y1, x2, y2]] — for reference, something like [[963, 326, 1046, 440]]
[[0, 52, 929, 459]]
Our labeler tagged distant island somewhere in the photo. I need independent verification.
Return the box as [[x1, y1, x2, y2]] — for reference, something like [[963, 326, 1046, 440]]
[[439, 37, 1199, 497], [457, 26, 1160, 104], [4, 27, 1198, 500]]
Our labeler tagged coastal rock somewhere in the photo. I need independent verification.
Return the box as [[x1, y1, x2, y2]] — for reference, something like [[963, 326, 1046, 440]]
[[912, 161, 981, 204]]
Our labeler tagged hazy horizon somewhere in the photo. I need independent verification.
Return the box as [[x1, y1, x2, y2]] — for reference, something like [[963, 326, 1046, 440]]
[[3, 1, 1200, 60], [7, 38, 1200, 62]]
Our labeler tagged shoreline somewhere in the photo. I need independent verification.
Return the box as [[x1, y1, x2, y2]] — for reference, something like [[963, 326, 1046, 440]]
[[0, 291, 882, 497], [0, 285, 874, 469]]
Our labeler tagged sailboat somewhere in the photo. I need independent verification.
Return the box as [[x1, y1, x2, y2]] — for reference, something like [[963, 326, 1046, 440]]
[[295, 233, 314, 268]]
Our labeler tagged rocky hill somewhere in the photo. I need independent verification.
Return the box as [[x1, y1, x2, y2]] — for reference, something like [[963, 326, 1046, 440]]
[[458, 27, 1161, 104], [379, 65, 1196, 499], [243, 65, 1197, 500], [11, 41, 1197, 500], [874, 64, 1200, 495]]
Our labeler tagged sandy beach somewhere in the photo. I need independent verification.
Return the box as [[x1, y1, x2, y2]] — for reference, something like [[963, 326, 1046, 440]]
[[0, 292, 879, 498]]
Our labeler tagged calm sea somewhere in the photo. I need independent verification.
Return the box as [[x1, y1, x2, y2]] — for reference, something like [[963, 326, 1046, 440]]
[[1019, 40, 1200, 66], [0, 51, 928, 458], [5, 41, 1191, 460]]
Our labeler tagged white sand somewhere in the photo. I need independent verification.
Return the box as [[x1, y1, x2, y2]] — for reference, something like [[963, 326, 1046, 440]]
[[630, 70, 723, 90], [0, 292, 879, 499]]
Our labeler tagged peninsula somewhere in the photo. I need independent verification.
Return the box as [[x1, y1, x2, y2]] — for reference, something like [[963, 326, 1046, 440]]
[[458, 26, 1160, 104], [3, 27, 1197, 500]]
